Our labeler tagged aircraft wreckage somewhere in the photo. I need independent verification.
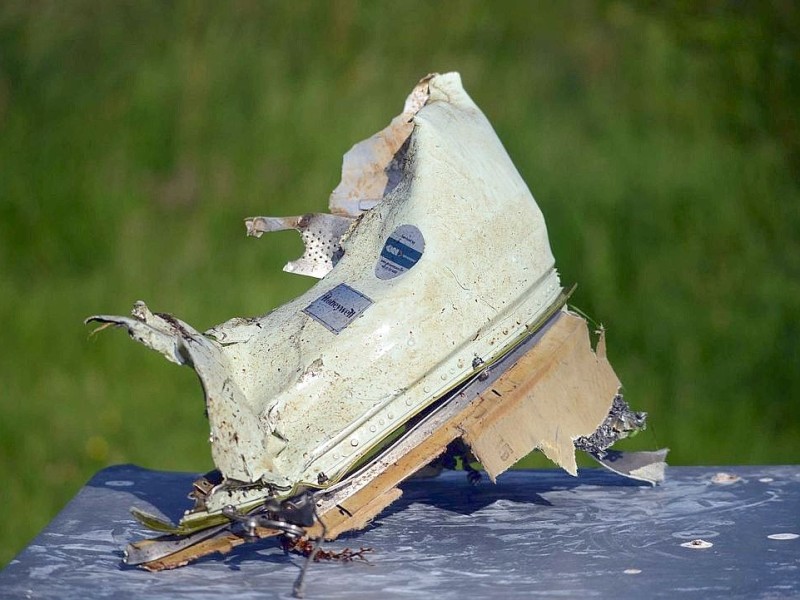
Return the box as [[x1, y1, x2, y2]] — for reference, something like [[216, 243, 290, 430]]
[[88, 72, 667, 576]]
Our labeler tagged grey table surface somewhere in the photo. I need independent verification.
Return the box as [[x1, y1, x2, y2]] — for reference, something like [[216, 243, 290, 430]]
[[1, 465, 798, 599]]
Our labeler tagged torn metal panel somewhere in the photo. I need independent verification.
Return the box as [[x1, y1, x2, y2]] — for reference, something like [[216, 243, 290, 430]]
[[245, 213, 354, 279], [460, 312, 619, 480], [87, 72, 667, 577], [328, 74, 434, 217], [122, 309, 666, 570], [90, 302, 268, 483], [89, 72, 563, 494], [243, 75, 433, 279]]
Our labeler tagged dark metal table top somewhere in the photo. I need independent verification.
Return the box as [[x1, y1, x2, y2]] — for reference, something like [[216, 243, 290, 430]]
[[2, 465, 798, 599]]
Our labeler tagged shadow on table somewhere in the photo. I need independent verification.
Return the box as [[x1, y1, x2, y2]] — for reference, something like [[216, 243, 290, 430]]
[[89, 464, 648, 571], [90, 464, 645, 528], [88, 464, 201, 525], [342, 467, 647, 536]]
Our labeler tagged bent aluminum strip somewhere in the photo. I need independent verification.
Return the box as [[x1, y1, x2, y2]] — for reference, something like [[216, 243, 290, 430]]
[[591, 449, 668, 486], [124, 523, 232, 566]]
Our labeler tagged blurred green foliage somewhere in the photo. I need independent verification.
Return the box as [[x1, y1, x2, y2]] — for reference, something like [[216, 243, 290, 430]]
[[1, 1, 798, 567]]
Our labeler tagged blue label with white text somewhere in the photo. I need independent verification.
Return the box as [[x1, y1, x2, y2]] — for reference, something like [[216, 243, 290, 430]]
[[375, 224, 425, 280]]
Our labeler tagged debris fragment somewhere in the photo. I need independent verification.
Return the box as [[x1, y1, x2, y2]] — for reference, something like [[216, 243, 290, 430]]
[[282, 538, 372, 563], [87, 72, 667, 577], [680, 539, 714, 549], [459, 312, 624, 480], [711, 472, 742, 485], [245, 214, 354, 278], [574, 395, 646, 458], [590, 449, 668, 486]]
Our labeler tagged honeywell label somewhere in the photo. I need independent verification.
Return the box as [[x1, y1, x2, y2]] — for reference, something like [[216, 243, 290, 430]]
[[303, 283, 373, 334], [375, 224, 425, 280]]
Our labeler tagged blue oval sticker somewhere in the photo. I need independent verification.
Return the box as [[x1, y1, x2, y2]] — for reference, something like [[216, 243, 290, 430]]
[[375, 225, 425, 280]]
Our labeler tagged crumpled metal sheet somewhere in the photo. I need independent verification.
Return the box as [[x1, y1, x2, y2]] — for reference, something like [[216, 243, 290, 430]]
[[88, 72, 584, 494]]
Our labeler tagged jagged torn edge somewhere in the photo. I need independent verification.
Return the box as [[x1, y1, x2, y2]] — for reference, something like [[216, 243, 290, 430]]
[[243, 74, 436, 279]]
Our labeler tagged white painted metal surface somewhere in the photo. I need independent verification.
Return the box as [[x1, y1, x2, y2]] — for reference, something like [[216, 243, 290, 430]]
[[88, 73, 562, 499]]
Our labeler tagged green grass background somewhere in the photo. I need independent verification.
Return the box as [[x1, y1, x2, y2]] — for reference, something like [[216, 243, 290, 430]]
[[1, 1, 798, 567]]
